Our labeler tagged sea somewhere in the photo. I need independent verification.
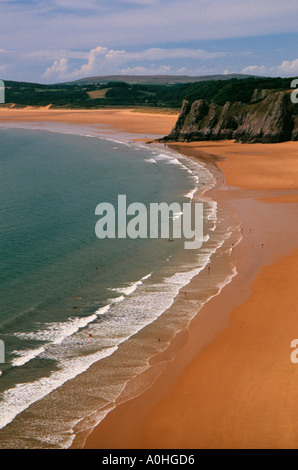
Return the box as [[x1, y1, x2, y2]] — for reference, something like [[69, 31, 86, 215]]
[[0, 122, 241, 448]]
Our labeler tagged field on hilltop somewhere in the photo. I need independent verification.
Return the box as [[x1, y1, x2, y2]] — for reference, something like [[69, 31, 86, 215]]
[[1, 75, 295, 110]]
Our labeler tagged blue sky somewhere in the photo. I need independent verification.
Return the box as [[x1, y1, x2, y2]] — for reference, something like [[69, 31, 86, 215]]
[[1, 0, 298, 83]]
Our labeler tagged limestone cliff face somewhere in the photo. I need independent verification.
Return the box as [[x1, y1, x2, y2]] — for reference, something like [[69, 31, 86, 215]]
[[162, 90, 298, 143]]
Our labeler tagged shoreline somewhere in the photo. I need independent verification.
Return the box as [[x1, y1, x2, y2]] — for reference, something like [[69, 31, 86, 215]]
[[0, 107, 178, 137], [1, 108, 298, 449], [72, 156, 242, 449], [0, 107, 233, 448], [83, 143, 298, 448]]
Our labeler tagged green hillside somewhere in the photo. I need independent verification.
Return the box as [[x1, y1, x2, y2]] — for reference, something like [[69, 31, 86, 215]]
[[1, 76, 295, 110]]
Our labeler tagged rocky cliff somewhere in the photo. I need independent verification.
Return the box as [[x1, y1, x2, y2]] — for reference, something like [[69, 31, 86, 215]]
[[161, 90, 298, 143]]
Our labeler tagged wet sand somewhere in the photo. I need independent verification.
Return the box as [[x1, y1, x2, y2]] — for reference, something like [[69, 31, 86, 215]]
[[1, 108, 297, 448], [84, 139, 298, 449]]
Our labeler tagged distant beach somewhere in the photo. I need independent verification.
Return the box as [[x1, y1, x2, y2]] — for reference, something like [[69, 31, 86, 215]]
[[0, 108, 298, 449], [0, 107, 178, 137]]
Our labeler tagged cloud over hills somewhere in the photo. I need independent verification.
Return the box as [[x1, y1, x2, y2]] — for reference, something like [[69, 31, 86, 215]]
[[0, 0, 298, 82]]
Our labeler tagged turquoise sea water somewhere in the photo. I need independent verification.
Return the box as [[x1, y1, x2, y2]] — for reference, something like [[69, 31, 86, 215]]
[[0, 125, 240, 448]]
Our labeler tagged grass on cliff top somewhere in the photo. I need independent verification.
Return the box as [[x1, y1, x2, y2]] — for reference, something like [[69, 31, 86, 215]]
[[2, 76, 296, 109]]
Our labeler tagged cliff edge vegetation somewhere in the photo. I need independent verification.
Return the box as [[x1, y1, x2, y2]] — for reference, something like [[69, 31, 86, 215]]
[[161, 89, 298, 143]]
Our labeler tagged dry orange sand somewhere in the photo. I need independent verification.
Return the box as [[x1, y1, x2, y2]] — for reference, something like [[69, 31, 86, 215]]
[[83, 139, 298, 450], [171, 140, 298, 190], [142, 250, 298, 449], [0, 107, 178, 136], [85, 249, 298, 449]]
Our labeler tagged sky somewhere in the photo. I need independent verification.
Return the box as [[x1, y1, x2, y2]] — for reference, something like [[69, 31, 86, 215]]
[[1, 0, 298, 83]]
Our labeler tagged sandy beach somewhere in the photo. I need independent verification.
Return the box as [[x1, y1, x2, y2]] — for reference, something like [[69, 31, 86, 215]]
[[1, 108, 298, 449], [83, 140, 298, 449], [0, 107, 178, 136]]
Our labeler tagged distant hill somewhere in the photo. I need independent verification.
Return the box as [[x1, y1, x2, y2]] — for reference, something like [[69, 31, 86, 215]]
[[67, 74, 256, 86]]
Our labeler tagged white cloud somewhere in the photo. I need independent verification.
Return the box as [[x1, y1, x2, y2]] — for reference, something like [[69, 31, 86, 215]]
[[43, 57, 69, 79], [1, 1, 298, 82], [50, 0, 98, 9], [1, 0, 298, 53], [120, 65, 173, 75], [242, 65, 267, 75], [42, 45, 230, 80], [50, 0, 158, 8], [242, 58, 298, 76], [125, 48, 229, 61], [276, 59, 298, 75], [27, 50, 89, 61]]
